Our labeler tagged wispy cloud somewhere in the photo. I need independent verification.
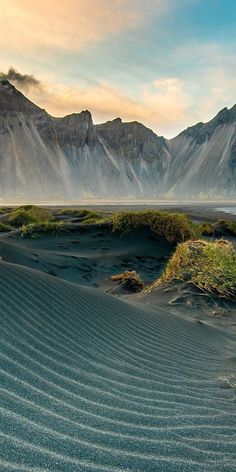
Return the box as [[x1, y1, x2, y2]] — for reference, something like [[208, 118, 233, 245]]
[[1, 1, 236, 138], [0, 0, 169, 53], [11, 73, 189, 137], [170, 40, 236, 123], [2, 56, 235, 138]]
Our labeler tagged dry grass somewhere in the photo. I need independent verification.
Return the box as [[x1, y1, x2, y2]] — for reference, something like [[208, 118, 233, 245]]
[[214, 219, 236, 236], [5, 205, 52, 227], [148, 239, 236, 299], [198, 222, 215, 236], [111, 270, 144, 292], [110, 210, 199, 243], [0, 222, 13, 232], [57, 208, 104, 219], [20, 221, 66, 238]]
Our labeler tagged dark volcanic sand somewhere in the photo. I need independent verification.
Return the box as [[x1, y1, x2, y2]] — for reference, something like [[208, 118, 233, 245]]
[[0, 205, 235, 471]]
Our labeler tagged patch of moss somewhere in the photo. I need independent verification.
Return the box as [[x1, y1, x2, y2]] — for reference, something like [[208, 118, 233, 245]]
[[20, 221, 66, 238], [110, 210, 199, 243], [149, 239, 236, 299], [5, 205, 52, 227]]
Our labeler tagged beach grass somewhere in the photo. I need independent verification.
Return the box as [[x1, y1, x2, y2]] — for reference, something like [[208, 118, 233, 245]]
[[214, 219, 236, 236], [20, 220, 66, 238], [0, 207, 12, 214], [111, 270, 144, 292], [149, 239, 236, 299], [109, 210, 200, 243], [0, 222, 13, 232], [198, 222, 215, 236], [5, 205, 52, 227], [80, 214, 108, 225], [199, 219, 236, 237], [56, 208, 103, 219]]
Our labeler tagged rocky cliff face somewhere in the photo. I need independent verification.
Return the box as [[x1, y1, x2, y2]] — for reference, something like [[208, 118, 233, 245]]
[[0, 79, 236, 200], [165, 105, 236, 198], [0, 80, 168, 200]]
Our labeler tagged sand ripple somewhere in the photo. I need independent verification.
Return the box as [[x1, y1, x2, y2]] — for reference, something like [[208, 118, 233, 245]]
[[0, 262, 235, 471]]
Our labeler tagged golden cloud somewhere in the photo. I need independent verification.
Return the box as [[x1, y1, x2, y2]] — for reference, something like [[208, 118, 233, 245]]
[[0, 0, 166, 52], [27, 77, 190, 137]]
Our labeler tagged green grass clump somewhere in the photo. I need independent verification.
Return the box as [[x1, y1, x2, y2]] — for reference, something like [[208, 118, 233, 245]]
[[81, 215, 108, 225], [5, 205, 52, 227], [150, 239, 236, 299], [20, 221, 66, 238], [0, 207, 12, 214], [198, 222, 215, 236], [110, 210, 199, 243], [56, 208, 76, 216], [79, 210, 103, 220], [57, 208, 103, 219], [0, 222, 13, 232], [215, 219, 236, 236]]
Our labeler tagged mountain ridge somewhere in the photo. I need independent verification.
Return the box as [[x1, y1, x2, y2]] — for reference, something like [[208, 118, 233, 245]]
[[0, 79, 236, 200]]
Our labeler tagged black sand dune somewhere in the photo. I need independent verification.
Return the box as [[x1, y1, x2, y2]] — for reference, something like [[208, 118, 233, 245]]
[[0, 227, 173, 289], [0, 260, 236, 471]]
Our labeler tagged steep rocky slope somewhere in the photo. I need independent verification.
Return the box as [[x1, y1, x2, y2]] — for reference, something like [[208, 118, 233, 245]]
[[166, 106, 236, 198], [0, 80, 167, 200], [0, 79, 236, 200]]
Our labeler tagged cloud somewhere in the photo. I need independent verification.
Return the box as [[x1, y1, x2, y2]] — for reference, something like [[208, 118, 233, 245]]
[[0, 67, 41, 91], [171, 40, 236, 123], [197, 64, 236, 118], [0, 0, 168, 54], [144, 78, 189, 122], [22, 74, 189, 137]]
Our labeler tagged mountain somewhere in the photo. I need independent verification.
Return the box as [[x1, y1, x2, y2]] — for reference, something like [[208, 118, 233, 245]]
[[165, 105, 236, 198], [0, 78, 236, 201]]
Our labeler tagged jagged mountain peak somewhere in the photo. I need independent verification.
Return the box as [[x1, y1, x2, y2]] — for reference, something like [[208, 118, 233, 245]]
[[57, 109, 93, 125], [179, 104, 236, 138], [214, 104, 236, 124], [0, 79, 14, 89], [96, 116, 162, 142], [53, 109, 96, 147], [0, 79, 42, 114], [0, 81, 235, 200], [103, 117, 122, 124]]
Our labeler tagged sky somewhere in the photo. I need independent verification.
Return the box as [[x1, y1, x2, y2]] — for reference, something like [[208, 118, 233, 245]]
[[0, 0, 236, 138]]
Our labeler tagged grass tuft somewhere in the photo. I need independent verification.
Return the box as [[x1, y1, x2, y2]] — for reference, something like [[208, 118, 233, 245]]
[[80, 215, 109, 225], [5, 206, 52, 227], [198, 222, 215, 236], [20, 221, 66, 238], [0, 207, 12, 214], [0, 222, 13, 232], [149, 239, 236, 299], [110, 210, 199, 243], [111, 270, 144, 292], [56, 208, 103, 219], [214, 219, 236, 236]]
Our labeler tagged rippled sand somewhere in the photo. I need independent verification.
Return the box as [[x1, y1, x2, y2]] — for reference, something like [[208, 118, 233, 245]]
[[0, 259, 236, 471]]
